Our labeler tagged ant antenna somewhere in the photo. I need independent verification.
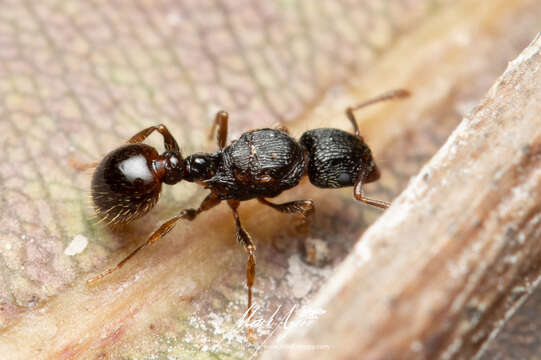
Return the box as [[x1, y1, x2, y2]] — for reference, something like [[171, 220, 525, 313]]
[[346, 89, 410, 136]]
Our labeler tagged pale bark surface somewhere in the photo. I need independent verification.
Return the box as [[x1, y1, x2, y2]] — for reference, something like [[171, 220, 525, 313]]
[[0, 1, 539, 359]]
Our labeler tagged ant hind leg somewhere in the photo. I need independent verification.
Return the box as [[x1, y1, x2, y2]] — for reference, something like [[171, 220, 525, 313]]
[[127, 124, 180, 151], [87, 194, 221, 284], [209, 111, 229, 149]]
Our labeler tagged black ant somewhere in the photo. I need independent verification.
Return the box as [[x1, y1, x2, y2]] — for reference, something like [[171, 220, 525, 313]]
[[83, 89, 409, 320]]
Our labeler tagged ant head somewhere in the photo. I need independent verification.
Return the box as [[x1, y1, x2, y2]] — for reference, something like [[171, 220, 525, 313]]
[[364, 163, 380, 183], [161, 150, 186, 185]]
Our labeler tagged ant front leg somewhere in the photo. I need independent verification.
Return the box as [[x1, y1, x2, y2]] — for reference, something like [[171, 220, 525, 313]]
[[127, 124, 180, 151], [353, 178, 390, 209], [209, 111, 229, 149], [345, 89, 409, 210], [227, 200, 257, 323], [87, 194, 221, 284]]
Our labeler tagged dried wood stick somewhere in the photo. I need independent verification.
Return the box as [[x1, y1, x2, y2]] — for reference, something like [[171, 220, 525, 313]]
[[262, 33, 541, 360]]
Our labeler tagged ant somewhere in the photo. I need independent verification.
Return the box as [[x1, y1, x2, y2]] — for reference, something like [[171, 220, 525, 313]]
[[83, 89, 409, 320]]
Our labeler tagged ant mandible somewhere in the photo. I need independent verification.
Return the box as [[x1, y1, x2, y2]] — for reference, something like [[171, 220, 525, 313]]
[[85, 89, 409, 317]]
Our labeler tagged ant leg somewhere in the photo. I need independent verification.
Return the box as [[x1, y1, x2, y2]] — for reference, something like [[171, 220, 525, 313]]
[[272, 122, 290, 134], [258, 197, 314, 226], [346, 89, 410, 137], [345, 90, 408, 208], [68, 157, 97, 171], [227, 200, 256, 321], [127, 124, 180, 152], [354, 178, 390, 209], [87, 194, 221, 284], [208, 111, 229, 149]]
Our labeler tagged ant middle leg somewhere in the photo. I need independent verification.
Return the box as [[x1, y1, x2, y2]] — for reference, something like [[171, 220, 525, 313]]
[[258, 197, 314, 227], [354, 178, 390, 209], [209, 111, 229, 149], [345, 89, 410, 137], [227, 200, 256, 321], [127, 124, 180, 151], [87, 193, 221, 284]]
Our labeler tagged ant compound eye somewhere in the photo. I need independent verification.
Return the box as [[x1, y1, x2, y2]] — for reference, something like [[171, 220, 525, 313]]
[[336, 172, 352, 185]]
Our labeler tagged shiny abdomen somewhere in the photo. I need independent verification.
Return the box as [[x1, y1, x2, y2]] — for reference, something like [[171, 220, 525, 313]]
[[91, 143, 162, 224]]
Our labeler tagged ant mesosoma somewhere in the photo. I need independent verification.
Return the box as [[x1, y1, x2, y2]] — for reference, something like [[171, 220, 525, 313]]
[[85, 89, 409, 318]]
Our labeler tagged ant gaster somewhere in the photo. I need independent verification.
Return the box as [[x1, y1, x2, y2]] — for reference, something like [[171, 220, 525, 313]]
[[86, 89, 410, 318]]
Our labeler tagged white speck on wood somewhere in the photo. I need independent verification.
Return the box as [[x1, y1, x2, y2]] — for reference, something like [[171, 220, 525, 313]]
[[64, 234, 88, 256], [287, 255, 314, 299]]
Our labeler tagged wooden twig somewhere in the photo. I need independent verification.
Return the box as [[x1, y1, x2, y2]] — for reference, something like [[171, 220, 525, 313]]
[[262, 33, 541, 360]]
